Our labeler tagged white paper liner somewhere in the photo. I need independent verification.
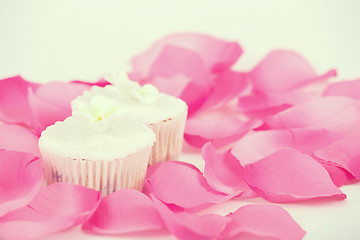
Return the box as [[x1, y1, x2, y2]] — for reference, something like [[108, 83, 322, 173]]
[[41, 147, 151, 196], [148, 112, 187, 165]]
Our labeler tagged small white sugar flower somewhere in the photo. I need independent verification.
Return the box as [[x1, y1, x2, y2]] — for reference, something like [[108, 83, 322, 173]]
[[132, 84, 159, 104], [104, 72, 140, 91], [72, 95, 128, 132], [104, 72, 159, 104]]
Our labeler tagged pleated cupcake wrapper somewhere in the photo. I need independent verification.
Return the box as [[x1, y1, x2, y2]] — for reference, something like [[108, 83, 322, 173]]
[[41, 147, 152, 196], [148, 112, 187, 165]]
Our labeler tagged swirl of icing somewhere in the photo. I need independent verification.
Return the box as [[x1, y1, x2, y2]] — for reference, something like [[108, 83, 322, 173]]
[[104, 72, 159, 104], [71, 95, 129, 132]]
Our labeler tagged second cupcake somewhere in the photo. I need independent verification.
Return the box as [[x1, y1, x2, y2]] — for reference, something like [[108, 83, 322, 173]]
[[75, 73, 188, 165]]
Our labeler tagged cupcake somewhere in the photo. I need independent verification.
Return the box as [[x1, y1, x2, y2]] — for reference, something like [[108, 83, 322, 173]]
[[75, 73, 188, 165], [39, 95, 156, 195]]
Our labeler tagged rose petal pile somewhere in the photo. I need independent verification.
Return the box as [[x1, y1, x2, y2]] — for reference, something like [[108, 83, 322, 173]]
[[0, 32, 359, 239]]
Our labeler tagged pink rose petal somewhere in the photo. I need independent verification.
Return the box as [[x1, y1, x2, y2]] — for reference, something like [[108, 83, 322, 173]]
[[0, 124, 39, 155], [71, 78, 110, 87], [320, 163, 354, 187], [242, 148, 346, 202], [0, 183, 100, 240], [147, 45, 213, 114], [250, 50, 337, 92], [0, 150, 42, 217], [146, 161, 232, 209], [237, 90, 315, 118], [323, 79, 360, 99], [202, 143, 250, 195], [201, 70, 249, 109], [315, 134, 360, 179], [131, 33, 243, 81], [83, 189, 164, 234], [0, 76, 39, 127], [232, 128, 339, 166], [28, 82, 89, 132], [185, 110, 262, 148], [265, 96, 360, 135], [151, 74, 192, 97], [152, 197, 230, 240], [221, 204, 306, 240]]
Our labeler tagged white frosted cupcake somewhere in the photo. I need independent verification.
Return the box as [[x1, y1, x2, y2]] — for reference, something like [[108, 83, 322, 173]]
[[39, 95, 156, 195], [75, 73, 188, 165]]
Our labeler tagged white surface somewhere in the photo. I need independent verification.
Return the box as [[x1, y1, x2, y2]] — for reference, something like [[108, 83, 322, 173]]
[[1, 0, 360, 239]]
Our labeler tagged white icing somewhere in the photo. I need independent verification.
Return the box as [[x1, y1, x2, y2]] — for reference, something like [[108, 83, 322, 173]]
[[71, 95, 130, 132], [39, 115, 156, 161], [75, 74, 188, 125], [132, 84, 159, 104], [104, 72, 159, 104]]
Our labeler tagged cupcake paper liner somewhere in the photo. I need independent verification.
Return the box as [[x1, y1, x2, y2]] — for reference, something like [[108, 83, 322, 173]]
[[148, 112, 187, 165], [41, 147, 152, 196]]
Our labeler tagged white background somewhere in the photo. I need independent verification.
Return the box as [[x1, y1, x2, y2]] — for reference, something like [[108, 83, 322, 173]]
[[1, 0, 360, 239]]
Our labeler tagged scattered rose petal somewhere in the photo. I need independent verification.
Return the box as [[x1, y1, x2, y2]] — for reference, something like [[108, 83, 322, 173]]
[[0, 76, 39, 127], [320, 163, 354, 187], [315, 134, 360, 179], [28, 82, 89, 132], [185, 110, 262, 148], [152, 197, 230, 240], [242, 148, 346, 202], [151, 74, 192, 97], [0, 124, 39, 155], [232, 128, 339, 165], [323, 79, 360, 99], [0, 150, 42, 217], [146, 45, 213, 115], [221, 204, 306, 240], [0, 183, 100, 240], [131, 33, 243, 81], [237, 90, 315, 118], [250, 50, 337, 92], [265, 96, 360, 135], [71, 78, 110, 87], [146, 161, 232, 209], [202, 143, 250, 195], [83, 189, 164, 234], [201, 70, 249, 109]]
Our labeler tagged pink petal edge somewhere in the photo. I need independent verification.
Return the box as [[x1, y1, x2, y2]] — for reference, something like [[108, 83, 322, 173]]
[[323, 79, 360, 100], [0, 183, 100, 240], [131, 33, 243, 81], [250, 50, 336, 92], [145, 161, 232, 209], [315, 133, 360, 179], [83, 189, 164, 234], [221, 204, 306, 240], [185, 110, 262, 148], [28, 82, 89, 132], [232, 128, 339, 166], [0, 150, 43, 218], [202, 143, 250, 195], [265, 96, 360, 135], [242, 148, 346, 202], [0, 76, 39, 127], [151, 196, 230, 240], [0, 124, 39, 155], [201, 70, 249, 109]]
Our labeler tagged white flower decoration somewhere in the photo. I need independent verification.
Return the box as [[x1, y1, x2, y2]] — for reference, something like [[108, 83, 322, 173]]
[[104, 72, 159, 104], [71, 95, 128, 132]]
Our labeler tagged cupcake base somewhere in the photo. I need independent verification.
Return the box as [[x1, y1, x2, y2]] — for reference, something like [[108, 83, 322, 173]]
[[148, 113, 187, 165], [42, 147, 152, 196]]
